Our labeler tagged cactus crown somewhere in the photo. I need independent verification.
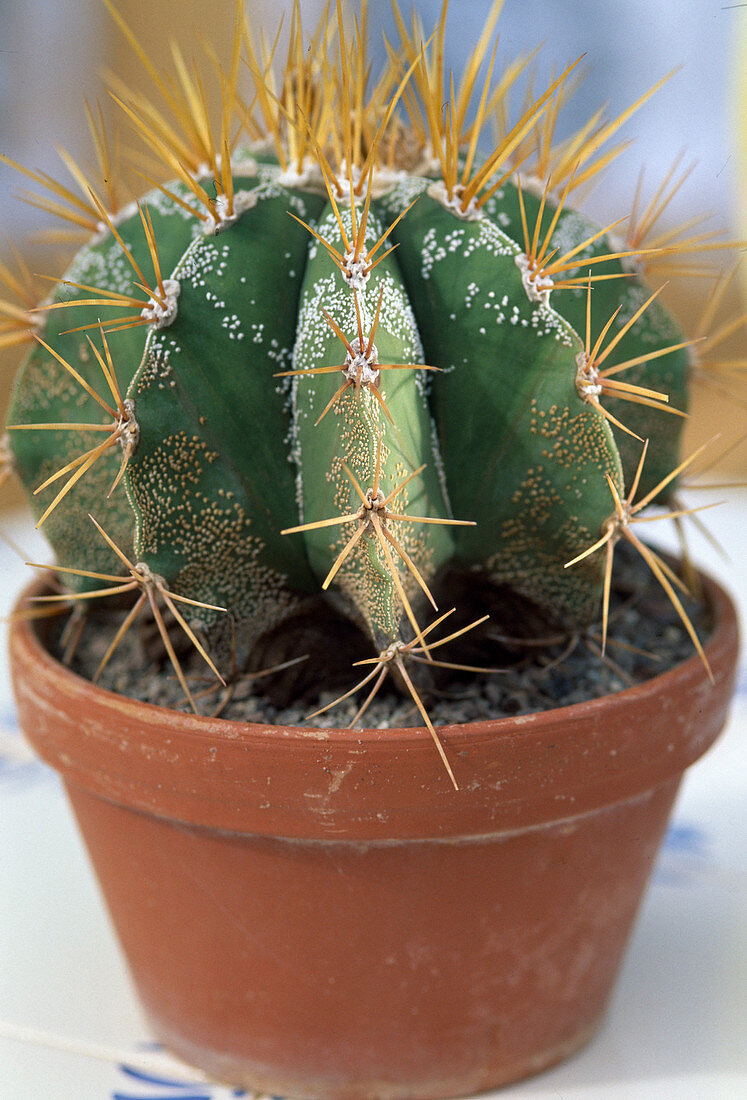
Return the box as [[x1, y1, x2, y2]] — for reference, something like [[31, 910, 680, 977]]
[[3, 1, 743, 787]]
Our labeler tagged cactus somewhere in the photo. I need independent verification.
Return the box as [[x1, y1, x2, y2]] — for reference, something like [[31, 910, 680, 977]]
[[3, 1, 741, 786]]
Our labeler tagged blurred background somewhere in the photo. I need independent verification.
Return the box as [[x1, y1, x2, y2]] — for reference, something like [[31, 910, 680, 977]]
[[0, 0, 744, 515]]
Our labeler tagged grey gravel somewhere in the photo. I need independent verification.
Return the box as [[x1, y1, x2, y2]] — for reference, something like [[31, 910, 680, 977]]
[[52, 541, 711, 728]]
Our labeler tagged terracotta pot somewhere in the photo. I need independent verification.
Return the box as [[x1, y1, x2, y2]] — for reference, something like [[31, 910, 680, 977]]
[[9, 569, 739, 1100]]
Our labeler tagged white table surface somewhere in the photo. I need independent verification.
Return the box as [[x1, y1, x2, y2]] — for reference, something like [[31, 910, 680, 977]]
[[1, 491, 745, 1100]]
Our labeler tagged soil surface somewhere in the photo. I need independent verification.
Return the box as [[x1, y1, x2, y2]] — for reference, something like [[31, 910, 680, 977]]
[[49, 541, 711, 729]]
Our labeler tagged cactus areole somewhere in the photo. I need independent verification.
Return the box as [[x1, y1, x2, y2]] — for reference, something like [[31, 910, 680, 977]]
[[3, 1, 725, 789]]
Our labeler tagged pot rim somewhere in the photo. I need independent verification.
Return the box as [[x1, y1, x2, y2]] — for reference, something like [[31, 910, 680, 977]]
[[9, 567, 740, 840]]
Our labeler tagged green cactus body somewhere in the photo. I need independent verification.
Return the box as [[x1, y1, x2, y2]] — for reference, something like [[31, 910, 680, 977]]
[[379, 180, 623, 627], [7, 158, 689, 662], [8, 205, 188, 579], [484, 181, 691, 495], [125, 179, 326, 647], [291, 198, 454, 650], [7, 171, 260, 583]]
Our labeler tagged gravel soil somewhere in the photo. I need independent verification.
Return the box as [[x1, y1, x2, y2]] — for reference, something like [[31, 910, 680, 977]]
[[49, 540, 711, 729]]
